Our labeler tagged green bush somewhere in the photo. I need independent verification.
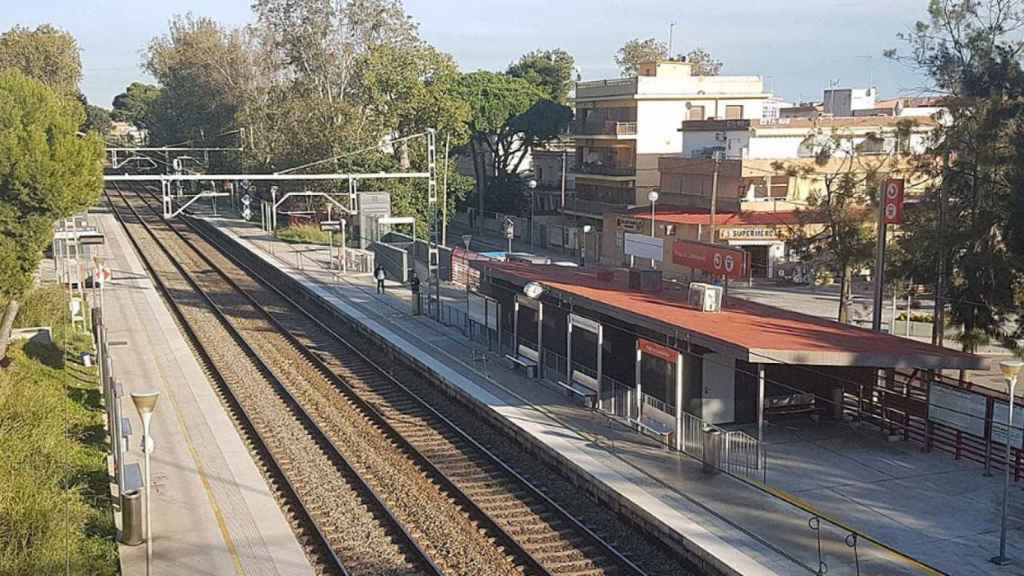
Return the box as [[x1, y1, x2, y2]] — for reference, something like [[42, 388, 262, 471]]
[[275, 224, 332, 246], [0, 286, 115, 576]]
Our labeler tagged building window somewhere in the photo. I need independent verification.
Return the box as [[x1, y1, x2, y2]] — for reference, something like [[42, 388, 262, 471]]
[[688, 105, 705, 120], [725, 105, 743, 120]]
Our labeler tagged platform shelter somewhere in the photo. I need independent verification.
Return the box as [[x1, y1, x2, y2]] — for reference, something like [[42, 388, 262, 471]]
[[475, 261, 988, 473]]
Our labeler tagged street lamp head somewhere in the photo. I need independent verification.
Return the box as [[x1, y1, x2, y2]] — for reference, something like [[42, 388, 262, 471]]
[[523, 281, 545, 299], [131, 389, 160, 431], [527, 179, 537, 190], [1000, 360, 1023, 382], [648, 190, 659, 203], [462, 234, 473, 250], [582, 224, 592, 233]]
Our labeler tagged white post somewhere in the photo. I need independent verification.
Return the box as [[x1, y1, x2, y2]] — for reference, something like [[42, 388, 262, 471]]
[[597, 324, 604, 411], [566, 319, 573, 386], [675, 352, 684, 451], [143, 429, 153, 576], [536, 302, 544, 379], [635, 346, 643, 428], [757, 363, 766, 471]]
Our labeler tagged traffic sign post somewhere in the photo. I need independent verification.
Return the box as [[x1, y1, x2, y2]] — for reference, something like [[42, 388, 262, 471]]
[[872, 178, 904, 331]]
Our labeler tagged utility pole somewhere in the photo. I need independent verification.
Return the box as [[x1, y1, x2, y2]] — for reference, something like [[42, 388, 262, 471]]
[[442, 132, 450, 246], [560, 148, 567, 209], [709, 151, 721, 243], [872, 178, 889, 332], [933, 152, 949, 346]]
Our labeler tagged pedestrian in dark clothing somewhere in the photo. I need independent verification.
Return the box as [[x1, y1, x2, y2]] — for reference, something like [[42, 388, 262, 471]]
[[375, 264, 387, 294], [410, 274, 421, 315]]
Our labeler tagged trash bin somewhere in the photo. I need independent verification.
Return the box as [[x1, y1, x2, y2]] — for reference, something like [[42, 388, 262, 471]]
[[702, 426, 722, 474], [121, 490, 144, 545]]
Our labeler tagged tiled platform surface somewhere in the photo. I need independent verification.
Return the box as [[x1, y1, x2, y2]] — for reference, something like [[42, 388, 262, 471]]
[[198, 213, 1024, 576], [92, 207, 313, 576]]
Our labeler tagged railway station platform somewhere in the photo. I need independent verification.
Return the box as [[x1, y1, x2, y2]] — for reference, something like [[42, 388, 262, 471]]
[[89, 207, 313, 576], [198, 213, 1021, 576]]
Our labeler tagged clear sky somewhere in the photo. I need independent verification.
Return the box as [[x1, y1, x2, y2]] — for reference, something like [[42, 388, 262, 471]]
[[0, 0, 933, 107]]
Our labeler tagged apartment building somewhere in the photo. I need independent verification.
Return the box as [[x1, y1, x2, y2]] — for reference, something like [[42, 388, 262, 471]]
[[567, 60, 773, 223]]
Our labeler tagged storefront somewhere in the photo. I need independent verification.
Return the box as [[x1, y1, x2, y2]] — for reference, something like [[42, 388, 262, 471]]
[[716, 226, 787, 279]]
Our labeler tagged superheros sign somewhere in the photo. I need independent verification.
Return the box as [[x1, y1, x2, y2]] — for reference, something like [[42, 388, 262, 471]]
[[672, 239, 749, 280]]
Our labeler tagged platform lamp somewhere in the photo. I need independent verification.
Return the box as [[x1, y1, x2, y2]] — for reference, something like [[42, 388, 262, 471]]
[[131, 390, 160, 576], [994, 360, 1023, 566], [647, 190, 659, 269], [526, 179, 537, 251]]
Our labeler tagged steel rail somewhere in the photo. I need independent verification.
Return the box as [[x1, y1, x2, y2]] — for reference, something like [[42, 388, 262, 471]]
[[108, 183, 444, 576], [136, 184, 651, 576]]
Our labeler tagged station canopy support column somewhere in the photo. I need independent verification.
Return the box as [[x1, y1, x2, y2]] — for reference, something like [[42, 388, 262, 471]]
[[566, 313, 602, 406]]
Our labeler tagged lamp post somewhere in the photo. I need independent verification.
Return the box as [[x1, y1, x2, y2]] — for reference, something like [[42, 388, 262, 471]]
[[580, 224, 592, 267], [648, 190, 659, 269], [993, 359, 1023, 566], [503, 217, 514, 255], [463, 234, 473, 325], [526, 179, 537, 251], [131, 390, 160, 576]]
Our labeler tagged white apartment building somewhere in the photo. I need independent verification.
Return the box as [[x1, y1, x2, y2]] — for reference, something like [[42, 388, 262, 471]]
[[568, 60, 773, 221], [681, 116, 936, 162]]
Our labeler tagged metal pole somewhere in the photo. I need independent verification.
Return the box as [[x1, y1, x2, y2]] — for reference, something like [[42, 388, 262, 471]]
[[934, 153, 949, 346], [872, 180, 888, 332], [710, 152, 721, 243], [560, 149, 567, 209], [442, 132, 450, 247], [143, 428, 153, 576], [995, 375, 1017, 565], [757, 364, 766, 470], [906, 283, 913, 338], [530, 190, 535, 251]]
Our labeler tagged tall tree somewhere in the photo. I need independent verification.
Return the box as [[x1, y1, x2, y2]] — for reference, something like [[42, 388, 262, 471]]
[[0, 25, 81, 97], [507, 49, 576, 103], [888, 0, 1024, 353], [455, 71, 572, 215], [615, 37, 667, 76], [83, 102, 112, 135], [111, 82, 161, 128], [0, 69, 104, 362], [775, 126, 915, 323], [145, 15, 250, 147]]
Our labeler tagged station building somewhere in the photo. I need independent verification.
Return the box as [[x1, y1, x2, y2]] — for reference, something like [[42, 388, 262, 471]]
[[473, 261, 985, 447]]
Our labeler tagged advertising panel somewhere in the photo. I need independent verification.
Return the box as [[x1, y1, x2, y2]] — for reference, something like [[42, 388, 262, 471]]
[[672, 239, 749, 280]]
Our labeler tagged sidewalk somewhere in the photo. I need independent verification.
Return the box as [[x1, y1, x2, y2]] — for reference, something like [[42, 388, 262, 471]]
[[203, 213, 1020, 575], [91, 207, 312, 576]]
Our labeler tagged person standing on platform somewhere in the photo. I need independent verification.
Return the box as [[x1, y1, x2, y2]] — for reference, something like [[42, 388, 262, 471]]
[[410, 274, 421, 315], [375, 264, 387, 294]]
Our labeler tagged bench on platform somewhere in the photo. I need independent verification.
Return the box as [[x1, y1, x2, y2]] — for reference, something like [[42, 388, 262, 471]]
[[556, 369, 599, 408], [765, 392, 818, 418], [505, 344, 538, 379]]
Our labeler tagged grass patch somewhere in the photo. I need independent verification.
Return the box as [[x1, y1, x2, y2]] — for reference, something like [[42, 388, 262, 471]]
[[0, 284, 117, 576], [275, 224, 332, 246]]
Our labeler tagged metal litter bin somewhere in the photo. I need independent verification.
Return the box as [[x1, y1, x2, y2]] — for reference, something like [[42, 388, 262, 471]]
[[121, 490, 144, 545], [702, 427, 722, 474]]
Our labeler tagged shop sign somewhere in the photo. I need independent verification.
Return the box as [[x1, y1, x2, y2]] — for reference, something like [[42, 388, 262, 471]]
[[637, 338, 678, 363], [672, 239, 749, 280], [718, 227, 784, 241], [617, 217, 642, 233]]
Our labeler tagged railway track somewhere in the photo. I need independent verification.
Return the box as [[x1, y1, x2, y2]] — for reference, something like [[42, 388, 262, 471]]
[[107, 184, 442, 576], [117, 181, 695, 576]]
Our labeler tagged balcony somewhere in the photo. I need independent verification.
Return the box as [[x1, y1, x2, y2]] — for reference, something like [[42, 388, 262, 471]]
[[574, 120, 638, 137], [574, 162, 636, 177], [561, 197, 631, 218]]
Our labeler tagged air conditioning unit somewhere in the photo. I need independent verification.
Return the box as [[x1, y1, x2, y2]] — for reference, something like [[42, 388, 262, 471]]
[[688, 282, 723, 312]]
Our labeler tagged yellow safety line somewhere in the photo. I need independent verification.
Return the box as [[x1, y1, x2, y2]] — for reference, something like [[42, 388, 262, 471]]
[[165, 377, 247, 576]]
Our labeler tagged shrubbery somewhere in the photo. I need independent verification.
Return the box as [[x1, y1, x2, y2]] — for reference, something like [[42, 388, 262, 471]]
[[0, 285, 116, 576]]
